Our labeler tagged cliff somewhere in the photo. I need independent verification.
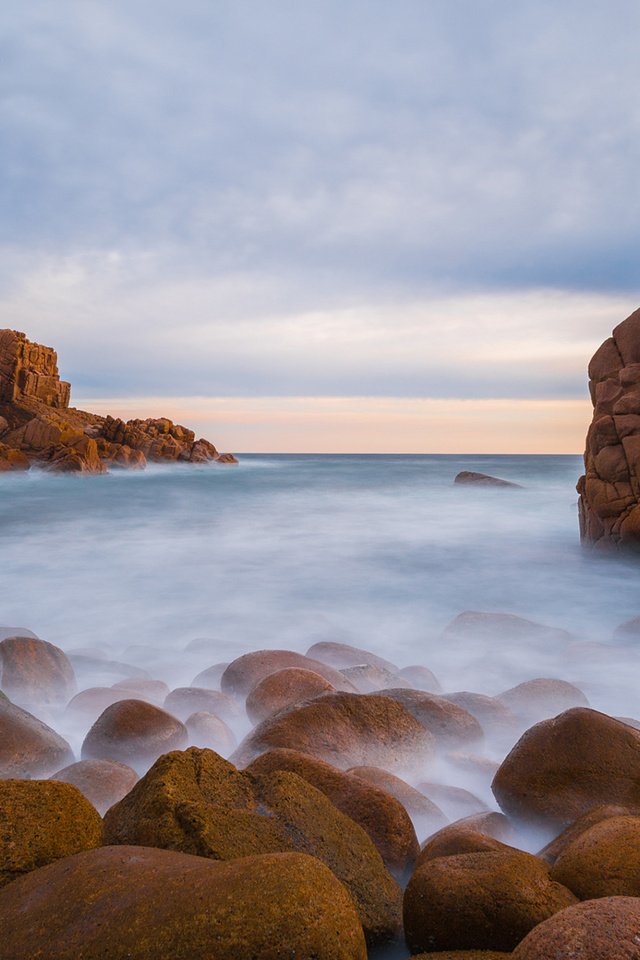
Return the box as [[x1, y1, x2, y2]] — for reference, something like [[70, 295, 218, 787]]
[[0, 330, 237, 474], [577, 306, 640, 549]]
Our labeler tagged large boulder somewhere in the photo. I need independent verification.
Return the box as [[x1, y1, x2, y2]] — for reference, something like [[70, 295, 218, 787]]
[[347, 765, 448, 838], [246, 748, 419, 878], [404, 850, 576, 953], [50, 759, 139, 816], [185, 711, 237, 755], [245, 667, 335, 724], [0, 779, 103, 888], [496, 679, 589, 725], [512, 896, 640, 959], [103, 747, 402, 946], [306, 640, 398, 673], [231, 691, 435, 770], [381, 688, 484, 749], [81, 699, 188, 767], [0, 698, 74, 777], [549, 815, 640, 899], [163, 687, 240, 723], [0, 635, 76, 707], [577, 306, 640, 548], [221, 649, 356, 697], [538, 803, 633, 864], [0, 846, 367, 960], [492, 708, 640, 829], [416, 825, 517, 870]]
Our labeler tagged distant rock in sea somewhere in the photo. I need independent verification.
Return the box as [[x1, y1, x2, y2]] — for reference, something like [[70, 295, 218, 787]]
[[577, 306, 640, 549], [454, 471, 522, 488], [0, 329, 237, 473]]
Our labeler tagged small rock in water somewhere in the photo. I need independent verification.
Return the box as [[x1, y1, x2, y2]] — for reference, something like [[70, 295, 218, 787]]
[[50, 758, 139, 816], [454, 470, 523, 488]]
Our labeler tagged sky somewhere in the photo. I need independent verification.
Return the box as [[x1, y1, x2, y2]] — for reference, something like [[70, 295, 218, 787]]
[[1, 1, 639, 452]]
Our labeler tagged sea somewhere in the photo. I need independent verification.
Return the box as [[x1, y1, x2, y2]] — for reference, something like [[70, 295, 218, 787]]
[[2, 453, 639, 723]]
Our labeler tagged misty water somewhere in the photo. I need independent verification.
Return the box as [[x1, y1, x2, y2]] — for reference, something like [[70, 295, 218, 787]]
[[3, 453, 640, 854]]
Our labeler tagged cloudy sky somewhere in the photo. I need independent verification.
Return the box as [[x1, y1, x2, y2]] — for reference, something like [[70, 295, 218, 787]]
[[1, 1, 639, 451]]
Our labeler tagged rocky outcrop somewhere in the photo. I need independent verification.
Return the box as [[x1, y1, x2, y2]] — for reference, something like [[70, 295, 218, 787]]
[[578, 305, 640, 548], [0, 329, 237, 473]]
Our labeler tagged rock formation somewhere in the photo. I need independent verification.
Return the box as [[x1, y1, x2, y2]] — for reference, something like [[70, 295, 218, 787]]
[[577, 306, 640, 548], [0, 329, 237, 473]]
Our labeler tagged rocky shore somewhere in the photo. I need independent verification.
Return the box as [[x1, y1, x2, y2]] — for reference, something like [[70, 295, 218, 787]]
[[2, 617, 640, 958], [0, 329, 237, 473]]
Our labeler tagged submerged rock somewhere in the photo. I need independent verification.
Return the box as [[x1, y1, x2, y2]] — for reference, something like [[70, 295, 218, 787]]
[[454, 471, 523, 488], [0, 698, 74, 778], [81, 699, 188, 767], [0, 635, 76, 708], [50, 758, 139, 815]]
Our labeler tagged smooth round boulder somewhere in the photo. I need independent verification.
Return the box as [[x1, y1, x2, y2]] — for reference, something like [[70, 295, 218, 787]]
[[0, 636, 76, 707], [381, 688, 484, 748], [416, 825, 517, 870], [221, 649, 356, 697], [511, 897, 640, 959], [164, 687, 240, 723], [66, 686, 132, 722], [185, 711, 237, 755], [538, 804, 633, 864], [340, 663, 409, 693], [111, 678, 170, 704], [51, 759, 138, 815], [497, 679, 589, 724], [550, 815, 640, 899], [81, 699, 188, 768], [103, 747, 402, 947], [0, 698, 74, 778], [416, 781, 488, 820], [347, 765, 448, 838], [246, 747, 419, 878], [442, 691, 520, 741], [191, 662, 229, 689], [404, 850, 577, 953], [492, 708, 640, 829], [306, 640, 398, 673], [231, 691, 436, 771], [0, 779, 103, 887], [412, 954, 512, 959], [245, 667, 335, 724], [0, 845, 367, 960]]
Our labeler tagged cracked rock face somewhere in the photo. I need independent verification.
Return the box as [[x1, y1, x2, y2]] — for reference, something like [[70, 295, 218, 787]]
[[578, 306, 640, 549]]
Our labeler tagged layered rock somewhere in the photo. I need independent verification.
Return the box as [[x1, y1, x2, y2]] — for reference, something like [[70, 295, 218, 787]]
[[0, 329, 236, 473], [578, 305, 640, 548]]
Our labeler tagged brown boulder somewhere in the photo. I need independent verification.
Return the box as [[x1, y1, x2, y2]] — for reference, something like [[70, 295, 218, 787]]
[[103, 747, 402, 946], [454, 470, 522, 488], [412, 953, 511, 959], [245, 667, 335, 724], [185, 711, 237, 755], [416, 781, 489, 820], [191, 661, 229, 689], [538, 803, 633, 864], [416, 825, 517, 870], [221, 649, 356, 696], [404, 850, 577, 953], [51, 758, 138, 815], [512, 896, 640, 959], [347, 765, 448, 838], [397, 664, 442, 692], [163, 686, 240, 723], [497, 679, 589, 724], [492, 708, 640, 829], [65, 685, 132, 722], [442, 691, 520, 741], [0, 698, 74, 777], [0, 845, 367, 960], [231, 691, 435, 770], [81, 699, 188, 767], [382, 687, 484, 748], [550, 815, 640, 899], [111, 678, 170, 704], [0, 635, 76, 707], [246, 747, 419, 878], [340, 663, 410, 692], [0, 779, 103, 888], [306, 640, 398, 673]]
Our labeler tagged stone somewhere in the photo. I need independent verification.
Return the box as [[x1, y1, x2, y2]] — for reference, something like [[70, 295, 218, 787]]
[[397, 664, 442, 692], [191, 661, 229, 689], [497, 679, 589, 724], [454, 471, 523, 488], [537, 803, 633, 864], [442, 611, 572, 647], [492, 708, 640, 829], [347, 765, 448, 838], [246, 747, 419, 878], [81, 699, 188, 768], [111, 678, 170, 704], [512, 896, 640, 959], [306, 640, 398, 673], [103, 747, 402, 946], [381, 688, 484, 749], [0, 329, 70, 408], [415, 781, 488, 820], [0, 698, 74, 777], [245, 667, 335, 724], [441, 691, 520, 742], [0, 635, 76, 708], [577, 307, 640, 548], [231, 691, 435, 771], [411, 954, 512, 960], [0, 845, 367, 960], [185, 711, 237, 755], [51, 758, 139, 815], [404, 850, 576, 953], [65, 686, 133, 722], [549, 815, 640, 899], [340, 663, 410, 692], [0, 779, 103, 888], [416, 825, 517, 870], [163, 687, 241, 723], [221, 649, 356, 697]]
